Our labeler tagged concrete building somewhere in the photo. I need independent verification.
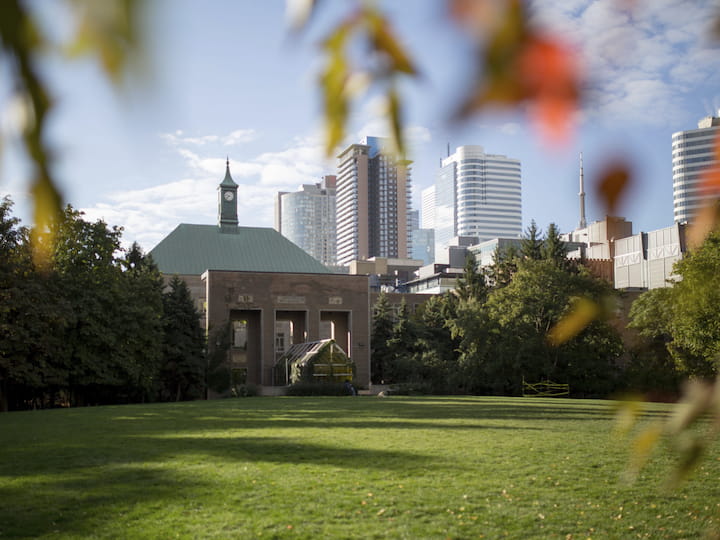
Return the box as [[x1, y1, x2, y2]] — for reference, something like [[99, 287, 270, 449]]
[[336, 136, 412, 266], [421, 185, 435, 229], [614, 223, 687, 290], [434, 145, 522, 256], [468, 237, 522, 269], [275, 175, 337, 267], [561, 216, 634, 284], [150, 161, 370, 390], [348, 256, 424, 292], [673, 112, 720, 224]]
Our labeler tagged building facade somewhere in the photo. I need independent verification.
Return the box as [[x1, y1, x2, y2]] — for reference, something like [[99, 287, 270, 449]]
[[150, 162, 371, 391], [672, 112, 720, 224], [275, 175, 337, 267], [614, 223, 687, 290], [434, 145, 522, 256], [336, 136, 412, 266]]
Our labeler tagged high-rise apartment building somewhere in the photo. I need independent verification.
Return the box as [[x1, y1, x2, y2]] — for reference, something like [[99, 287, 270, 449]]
[[275, 175, 337, 267], [672, 112, 720, 224], [434, 145, 522, 254], [335, 136, 412, 266]]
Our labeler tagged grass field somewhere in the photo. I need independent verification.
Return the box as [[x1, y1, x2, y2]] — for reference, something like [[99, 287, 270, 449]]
[[1, 396, 718, 539]]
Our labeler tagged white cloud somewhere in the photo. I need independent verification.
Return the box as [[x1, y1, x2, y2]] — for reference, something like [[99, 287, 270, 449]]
[[222, 129, 257, 146], [161, 128, 258, 147], [530, 0, 720, 127], [80, 130, 334, 249]]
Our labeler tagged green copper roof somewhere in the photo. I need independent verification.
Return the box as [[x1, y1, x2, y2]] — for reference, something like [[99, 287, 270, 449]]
[[220, 160, 238, 188], [150, 224, 331, 275]]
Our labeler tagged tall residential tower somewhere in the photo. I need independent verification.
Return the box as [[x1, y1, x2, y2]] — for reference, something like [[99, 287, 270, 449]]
[[335, 136, 412, 266], [672, 112, 720, 223], [275, 175, 337, 267], [434, 145, 522, 254]]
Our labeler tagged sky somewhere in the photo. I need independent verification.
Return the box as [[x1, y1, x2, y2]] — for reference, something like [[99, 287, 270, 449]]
[[1, 0, 719, 252]]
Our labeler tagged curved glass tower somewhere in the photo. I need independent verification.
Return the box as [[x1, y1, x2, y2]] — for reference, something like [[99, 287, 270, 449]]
[[435, 145, 522, 254], [672, 113, 720, 224]]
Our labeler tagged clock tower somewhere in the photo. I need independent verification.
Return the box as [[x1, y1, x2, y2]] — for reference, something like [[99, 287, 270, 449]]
[[218, 157, 239, 231]]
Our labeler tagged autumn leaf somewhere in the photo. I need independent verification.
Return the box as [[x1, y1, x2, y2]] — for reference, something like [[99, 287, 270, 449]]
[[547, 296, 599, 346], [364, 8, 417, 75], [519, 35, 579, 143], [687, 132, 720, 248], [596, 160, 632, 215], [319, 21, 353, 156], [453, 0, 580, 143]]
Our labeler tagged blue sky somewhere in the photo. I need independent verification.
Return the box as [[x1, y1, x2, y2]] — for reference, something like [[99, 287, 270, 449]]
[[1, 0, 719, 251]]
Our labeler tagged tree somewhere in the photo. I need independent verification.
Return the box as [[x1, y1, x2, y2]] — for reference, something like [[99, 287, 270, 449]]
[[630, 231, 720, 379], [488, 243, 520, 289], [370, 292, 395, 384], [520, 220, 543, 260], [542, 222, 567, 266], [385, 299, 418, 384], [455, 254, 488, 302], [116, 243, 164, 401], [481, 259, 622, 396], [412, 293, 461, 393], [160, 276, 206, 401]]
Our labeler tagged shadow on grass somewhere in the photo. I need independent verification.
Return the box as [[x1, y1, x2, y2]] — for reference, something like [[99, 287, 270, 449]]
[[0, 465, 210, 538], [0, 433, 437, 478]]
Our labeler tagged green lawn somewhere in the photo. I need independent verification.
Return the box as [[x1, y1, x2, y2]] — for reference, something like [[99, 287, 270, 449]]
[[1, 396, 718, 539]]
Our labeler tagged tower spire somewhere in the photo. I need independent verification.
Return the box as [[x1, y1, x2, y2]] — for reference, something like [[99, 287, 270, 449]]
[[578, 152, 587, 229]]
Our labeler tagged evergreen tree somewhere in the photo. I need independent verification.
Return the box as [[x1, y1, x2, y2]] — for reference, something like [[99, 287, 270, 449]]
[[117, 243, 164, 401], [370, 292, 394, 384], [488, 243, 519, 288], [520, 219, 543, 260], [542, 222, 567, 266], [456, 254, 488, 302], [386, 299, 420, 384], [160, 276, 206, 401]]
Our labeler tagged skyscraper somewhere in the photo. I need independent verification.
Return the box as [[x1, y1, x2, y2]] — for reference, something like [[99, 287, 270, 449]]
[[275, 175, 337, 267], [421, 185, 435, 229], [335, 136, 412, 266], [434, 145, 522, 254], [672, 112, 720, 224]]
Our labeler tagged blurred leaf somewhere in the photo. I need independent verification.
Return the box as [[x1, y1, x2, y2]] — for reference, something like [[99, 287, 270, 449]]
[[453, 0, 579, 142], [29, 173, 62, 270], [667, 379, 715, 435], [320, 21, 353, 156], [667, 437, 705, 490], [613, 398, 644, 438], [285, 0, 319, 31], [448, 0, 504, 36], [547, 296, 599, 346], [596, 160, 631, 215], [66, 0, 140, 83], [365, 8, 417, 75], [387, 86, 405, 159], [519, 35, 579, 143], [625, 425, 662, 482], [687, 133, 720, 248]]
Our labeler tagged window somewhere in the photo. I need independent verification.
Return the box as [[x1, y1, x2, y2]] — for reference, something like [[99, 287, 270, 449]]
[[233, 320, 247, 350]]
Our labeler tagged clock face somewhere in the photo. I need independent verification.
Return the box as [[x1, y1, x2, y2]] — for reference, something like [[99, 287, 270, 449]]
[[224, 191, 234, 201]]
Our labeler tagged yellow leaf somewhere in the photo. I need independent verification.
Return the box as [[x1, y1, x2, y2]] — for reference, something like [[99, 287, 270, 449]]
[[365, 9, 417, 75], [387, 87, 405, 160], [625, 424, 662, 481], [30, 173, 63, 270], [547, 297, 599, 346]]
